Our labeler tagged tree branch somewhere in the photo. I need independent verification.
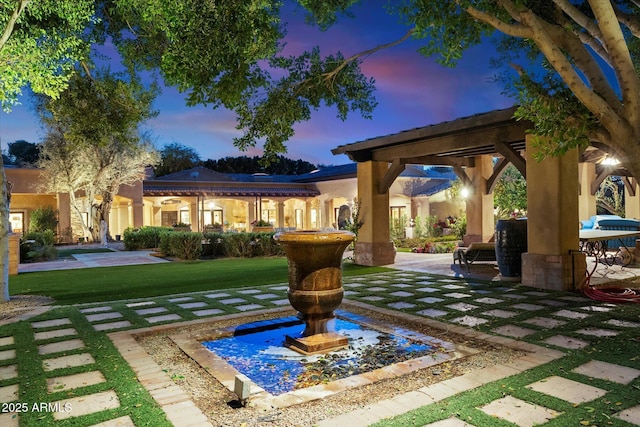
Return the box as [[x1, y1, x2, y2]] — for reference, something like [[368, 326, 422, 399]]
[[553, 0, 607, 48], [612, 2, 640, 39], [320, 28, 415, 88], [589, 0, 640, 128], [463, 3, 532, 38], [0, 0, 29, 51]]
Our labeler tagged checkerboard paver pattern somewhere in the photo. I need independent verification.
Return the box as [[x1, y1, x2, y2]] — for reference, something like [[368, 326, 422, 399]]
[[0, 269, 638, 427]]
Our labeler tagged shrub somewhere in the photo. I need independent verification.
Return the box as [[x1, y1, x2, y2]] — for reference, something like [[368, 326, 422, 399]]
[[159, 232, 203, 260], [123, 226, 172, 250], [20, 231, 58, 262], [29, 206, 58, 234]]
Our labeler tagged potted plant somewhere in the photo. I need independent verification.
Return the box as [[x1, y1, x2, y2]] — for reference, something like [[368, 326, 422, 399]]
[[172, 222, 191, 232], [252, 219, 274, 232]]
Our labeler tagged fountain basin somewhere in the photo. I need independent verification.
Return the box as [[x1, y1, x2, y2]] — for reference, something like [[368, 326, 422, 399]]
[[274, 230, 355, 354]]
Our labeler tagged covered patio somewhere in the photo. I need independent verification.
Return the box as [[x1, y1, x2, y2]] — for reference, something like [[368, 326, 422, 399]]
[[332, 106, 640, 291]]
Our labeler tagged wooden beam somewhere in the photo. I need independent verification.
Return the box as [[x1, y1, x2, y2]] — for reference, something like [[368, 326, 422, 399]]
[[453, 165, 471, 187], [623, 177, 638, 197], [591, 169, 609, 195], [378, 159, 406, 194], [486, 158, 509, 194], [399, 155, 475, 167], [494, 141, 526, 178]]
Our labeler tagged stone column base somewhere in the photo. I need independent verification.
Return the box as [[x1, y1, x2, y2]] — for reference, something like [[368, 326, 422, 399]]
[[354, 242, 396, 266], [8, 234, 20, 276], [522, 252, 587, 292]]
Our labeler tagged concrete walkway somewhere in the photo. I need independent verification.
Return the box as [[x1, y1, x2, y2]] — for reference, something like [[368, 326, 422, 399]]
[[3, 249, 640, 426]]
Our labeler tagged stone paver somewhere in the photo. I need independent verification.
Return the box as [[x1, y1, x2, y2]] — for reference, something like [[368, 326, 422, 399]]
[[443, 292, 471, 299], [543, 335, 590, 350], [0, 412, 18, 427], [0, 365, 18, 380], [572, 360, 640, 385], [390, 291, 413, 297], [43, 353, 95, 371], [575, 328, 618, 337], [167, 297, 193, 302], [135, 307, 168, 315], [527, 376, 607, 404], [192, 309, 224, 317], [451, 316, 488, 327], [0, 384, 19, 403], [0, 349, 15, 361], [480, 395, 562, 427], [177, 302, 207, 309], [361, 296, 385, 302], [31, 318, 72, 328], [615, 405, 640, 425], [34, 328, 77, 340], [253, 293, 280, 300], [446, 303, 477, 312], [126, 301, 155, 307], [606, 319, 640, 328], [47, 371, 106, 392], [90, 415, 136, 427], [219, 298, 246, 305], [484, 309, 517, 318], [235, 304, 265, 312], [52, 390, 120, 420], [0, 336, 13, 346], [553, 309, 590, 319], [474, 297, 503, 304], [418, 297, 444, 304], [93, 321, 133, 331], [511, 303, 544, 311], [38, 339, 85, 355], [492, 325, 536, 338], [523, 317, 567, 328], [416, 308, 448, 317], [387, 302, 416, 310], [146, 314, 182, 323], [86, 312, 123, 322]]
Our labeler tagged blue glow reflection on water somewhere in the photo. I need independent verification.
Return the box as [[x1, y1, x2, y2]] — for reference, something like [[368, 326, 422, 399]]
[[201, 316, 434, 395]]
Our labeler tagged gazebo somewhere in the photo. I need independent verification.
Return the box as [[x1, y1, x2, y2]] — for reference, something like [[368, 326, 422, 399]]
[[332, 106, 639, 291]]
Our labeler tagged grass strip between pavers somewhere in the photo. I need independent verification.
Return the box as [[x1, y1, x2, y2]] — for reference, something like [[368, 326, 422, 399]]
[[1, 307, 172, 427], [2, 269, 640, 427]]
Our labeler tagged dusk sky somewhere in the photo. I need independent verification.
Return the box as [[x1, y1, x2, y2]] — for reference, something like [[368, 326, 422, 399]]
[[0, 2, 513, 167]]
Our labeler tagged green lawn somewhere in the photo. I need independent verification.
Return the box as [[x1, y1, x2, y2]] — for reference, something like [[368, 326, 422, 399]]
[[10, 257, 392, 305]]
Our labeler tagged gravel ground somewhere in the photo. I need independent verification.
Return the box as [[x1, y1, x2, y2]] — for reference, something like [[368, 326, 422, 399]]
[[0, 295, 54, 322], [137, 306, 524, 427]]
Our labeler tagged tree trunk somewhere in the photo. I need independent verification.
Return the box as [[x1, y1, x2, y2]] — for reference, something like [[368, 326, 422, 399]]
[[0, 159, 11, 303]]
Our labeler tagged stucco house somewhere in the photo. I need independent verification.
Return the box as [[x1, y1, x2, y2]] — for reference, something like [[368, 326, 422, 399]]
[[6, 163, 462, 241]]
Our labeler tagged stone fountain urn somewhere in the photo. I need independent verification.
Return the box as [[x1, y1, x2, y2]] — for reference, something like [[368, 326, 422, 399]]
[[274, 230, 355, 355]]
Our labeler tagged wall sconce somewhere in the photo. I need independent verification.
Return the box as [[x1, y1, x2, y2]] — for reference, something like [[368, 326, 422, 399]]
[[460, 187, 471, 199], [601, 155, 620, 166]]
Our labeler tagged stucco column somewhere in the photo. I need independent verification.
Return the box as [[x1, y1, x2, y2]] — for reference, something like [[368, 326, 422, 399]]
[[305, 200, 313, 230], [578, 162, 597, 221], [521, 135, 586, 291], [56, 193, 72, 243], [354, 161, 395, 266], [247, 201, 256, 227], [323, 200, 332, 229], [625, 181, 640, 219], [276, 201, 285, 228], [464, 155, 494, 245]]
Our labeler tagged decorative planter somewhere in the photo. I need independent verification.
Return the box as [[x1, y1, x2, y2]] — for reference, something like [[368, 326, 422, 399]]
[[274, 230, 355, 354], [495, 218, 528, 278], [252, 226, 274, 233]]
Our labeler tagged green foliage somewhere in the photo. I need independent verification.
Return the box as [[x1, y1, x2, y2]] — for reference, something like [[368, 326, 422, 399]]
[[0, 0, 94, 111], [123, 226, 172, 250], [450, 214, 467, 240], [493, 165, 527, 218], [20, 231, 58, 262], [210, 232, 285, 258], [6, 140, 39, 166], [203, 155, 317, 174], [28, 206, 58, 233], [154, 142, 201, 177], [159, 232, 203, 260]]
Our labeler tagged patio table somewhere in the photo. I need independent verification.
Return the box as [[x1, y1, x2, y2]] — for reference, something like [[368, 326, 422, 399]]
[[579, 229, 640, 280]]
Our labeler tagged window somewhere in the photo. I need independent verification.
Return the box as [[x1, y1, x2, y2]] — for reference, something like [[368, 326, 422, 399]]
[[9, 212, 23, 234]]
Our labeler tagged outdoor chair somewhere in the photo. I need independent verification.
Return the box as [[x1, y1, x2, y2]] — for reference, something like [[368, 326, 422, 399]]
[[453, 242, 496, 273]]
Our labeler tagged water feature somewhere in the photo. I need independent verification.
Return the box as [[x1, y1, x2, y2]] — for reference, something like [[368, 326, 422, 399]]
[[201, 311, 445, 395]]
